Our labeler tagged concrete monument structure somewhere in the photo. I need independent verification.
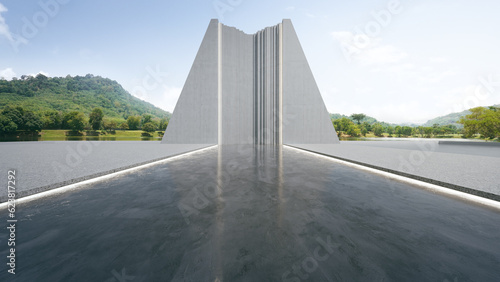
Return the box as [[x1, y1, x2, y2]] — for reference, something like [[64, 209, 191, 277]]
[[162, 19, 339, 145]]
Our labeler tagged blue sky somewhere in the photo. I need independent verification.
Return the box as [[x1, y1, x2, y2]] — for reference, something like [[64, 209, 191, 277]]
[[1, 0, 499, 124]]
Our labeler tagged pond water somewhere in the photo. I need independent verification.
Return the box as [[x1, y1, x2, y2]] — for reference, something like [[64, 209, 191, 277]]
[[0, 135, 162, 142]]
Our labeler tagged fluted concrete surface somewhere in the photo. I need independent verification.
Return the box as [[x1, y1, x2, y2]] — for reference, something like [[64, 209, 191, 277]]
[[282, 19, 339, 144], [162, 19, 339, 145], [162, 19, 219, 144]]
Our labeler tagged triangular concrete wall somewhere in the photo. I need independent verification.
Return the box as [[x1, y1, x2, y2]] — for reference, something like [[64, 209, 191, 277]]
[[161, 19, 219, 144], [162, 19, 339, 145], [281, 19, 339, 144]]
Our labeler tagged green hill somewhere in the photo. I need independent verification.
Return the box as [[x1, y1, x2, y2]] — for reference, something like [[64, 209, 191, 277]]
[[0, 74, 171, 121], [422, 110, 469, 127], [331, 104, 499, 129], [422, 105, 499, 127]]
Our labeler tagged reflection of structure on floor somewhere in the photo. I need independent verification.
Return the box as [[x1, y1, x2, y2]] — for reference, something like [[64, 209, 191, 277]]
[[5, 145, 500, 281], [162, 19, 338, 145]]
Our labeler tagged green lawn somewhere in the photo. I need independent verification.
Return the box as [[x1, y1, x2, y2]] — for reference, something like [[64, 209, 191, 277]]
[[38, 130, 163, 141]]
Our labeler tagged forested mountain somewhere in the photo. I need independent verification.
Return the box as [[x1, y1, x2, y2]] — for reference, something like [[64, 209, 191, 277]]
[[331, 104, 499, 128], [422, 104, 499, 127], [0, 74, 170, 120]]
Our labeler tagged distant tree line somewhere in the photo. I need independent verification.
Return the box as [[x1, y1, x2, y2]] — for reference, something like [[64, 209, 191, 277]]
[[0, 106, 43, 135], [0, 105, 169, 136], [333, 113, 463, 138]]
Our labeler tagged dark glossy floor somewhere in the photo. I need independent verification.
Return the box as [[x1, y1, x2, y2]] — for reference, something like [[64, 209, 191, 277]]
[[2, 145, 500, 281]]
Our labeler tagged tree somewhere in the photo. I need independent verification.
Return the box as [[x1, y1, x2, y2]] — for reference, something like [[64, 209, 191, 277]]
[[0, 115, 18, 134], [350, 113, 366, 124], [70, 112, 87, 132], [423, 127, 433, 138], [43, 111, 62, 129], [102, 119, 118, 131], [360, 126, 368, 137], [385, 125, 394, 136], [22, 111, 43, 132], [119, 122, 129, 130], [1, 106, 24, 128], [88, 107, 104, 130], [158, 118, 168, 131], [402, 126, 413, 137], [333, 117, 353, 132], [362, 121, 372, 132], [372, 123, 384, 137], [63, 111, 86, 132], [142, 114, 152, 125], [459, 107, 500, 139], [416, 126, 425, 137], [142, 122, 156, 133], [346, 124, 361, 137], [127, 115, 141, 130]]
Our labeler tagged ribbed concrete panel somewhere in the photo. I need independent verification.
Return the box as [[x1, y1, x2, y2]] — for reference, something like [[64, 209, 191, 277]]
[[254, 25, 281, 145], [162, 19, 339, 145], [282, 19, 339, 144], [220, 25, 254, 144], [161, 19, 219, 144]]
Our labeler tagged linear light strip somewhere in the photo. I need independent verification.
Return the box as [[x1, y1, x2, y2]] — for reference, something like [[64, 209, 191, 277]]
[[218, 22, 222, 145], [0, 145, 217, 208], [284, 145, 500, 210], [279, 23, 283, 145]]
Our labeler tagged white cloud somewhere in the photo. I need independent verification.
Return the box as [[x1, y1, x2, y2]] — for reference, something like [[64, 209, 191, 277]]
[[160, 85, 182, 112], [429, 57, 447, 63], [128, 83, 182, 112], [0, 3, 13, 42], [331, 31, 407, 65], [0, 67, 16, 80], [369, 101, 430, 124], [417, 69, 458, 84], [370, 63, 415, 73], [26, 71, 50, 78], [305, 13, 315, 18], [331, 31, 355, 43], [286, 6, 295, 11], [356, 44, 408, 65]]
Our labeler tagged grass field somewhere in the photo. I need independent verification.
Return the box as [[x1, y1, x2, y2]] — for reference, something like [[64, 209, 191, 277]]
[[38, 130, 163, 141]]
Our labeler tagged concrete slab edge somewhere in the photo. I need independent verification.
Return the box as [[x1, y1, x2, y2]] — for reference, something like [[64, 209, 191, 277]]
[[0, 144, 216, 204], [286, 144, 500, 203], [439, 141, 500, 147]]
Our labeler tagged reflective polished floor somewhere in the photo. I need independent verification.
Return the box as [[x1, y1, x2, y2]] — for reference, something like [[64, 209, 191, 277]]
[[2, 145, 499, 281]]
